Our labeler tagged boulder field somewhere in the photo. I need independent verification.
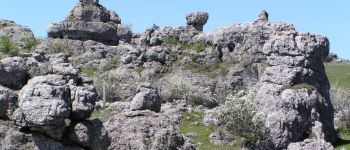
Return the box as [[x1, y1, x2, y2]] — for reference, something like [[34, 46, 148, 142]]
[[0, 0, 336, 149]]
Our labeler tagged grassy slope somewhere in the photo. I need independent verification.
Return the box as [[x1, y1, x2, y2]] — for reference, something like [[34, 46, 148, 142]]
[[179, 112, 241, 150], [325, 62, 350, 89], [325, 62, 350, 149]]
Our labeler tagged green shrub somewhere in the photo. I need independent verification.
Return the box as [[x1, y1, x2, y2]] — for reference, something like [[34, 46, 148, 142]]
[[81, 68, 97, 77], [100, 57, 120, 72], [94, 73, 141, 102], [44, 38, 74, 56], [179, 111, 241, 150], [163, 37, 206, 53], [23, 37, 41, 52], [160, 76, 212, 106], [183, 60, 235, 77], [0, 36, 19, 58], [331, 85, 350, 129], [220, 89, 265, 146]]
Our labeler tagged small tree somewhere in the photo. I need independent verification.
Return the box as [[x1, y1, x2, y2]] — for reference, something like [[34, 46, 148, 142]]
[[220, 89, 265, 146]]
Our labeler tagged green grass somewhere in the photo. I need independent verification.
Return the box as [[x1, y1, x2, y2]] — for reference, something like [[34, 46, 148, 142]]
[[89, 109, 121, 122], [325, 62, 350, 89], [179, 111, 241, 150], [325, 62, 350, 149], [81, 68, 96, 77], [183, 60, 235, 77], [163, 37, 206, 53], [335, 129, 350, 150]]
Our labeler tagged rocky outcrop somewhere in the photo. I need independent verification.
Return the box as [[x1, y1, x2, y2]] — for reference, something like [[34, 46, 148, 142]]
[[0, 19, 35, 50], [287, 139, 334, 150], [47, 0, 120, 45], [0, 120, 82, 150], [186, 12, 209, 31], [130, 83, 161, 112], [0, 57, 28, 90], [0, 85, 18, 119], [104, 110, 196, 150], [0, 4, 337, 149], [69, 119, 110, 150], [13, 75, 73, 140]]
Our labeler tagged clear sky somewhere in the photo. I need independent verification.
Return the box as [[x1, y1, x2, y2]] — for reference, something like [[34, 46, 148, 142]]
[[0, 0, 349, 59]]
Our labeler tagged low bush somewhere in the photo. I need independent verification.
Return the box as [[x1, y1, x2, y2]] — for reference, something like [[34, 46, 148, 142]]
[[179, 111, 240, 150], [0, 36, 19, 58], [23, 37, 42, 52], [331, 85, 350, 128], [183, 60, 234, 77], [160, 76, 213, 106], [220, 89, 265, 146], [94, 73, 141, 102], [163, 37, 206, 53], [44, 38, 74, 56]]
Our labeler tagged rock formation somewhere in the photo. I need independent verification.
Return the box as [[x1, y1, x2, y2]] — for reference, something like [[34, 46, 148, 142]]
[[47, 0, 121, 45], [0, 19, 35, 50], [0, 1, 337, 149], [186, 12, 209, 31]]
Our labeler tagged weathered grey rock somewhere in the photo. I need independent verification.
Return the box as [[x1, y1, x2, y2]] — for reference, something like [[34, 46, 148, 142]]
[[287, 139, 334, 150], [117, 24, 132, 43], [70, 0, 108, 22], [70, 83, 97, 119], [254, 66, 335, 149], [12, 72, 98, 140], [203, 107, 223, 126], [0, 19, 16, 28], [0, 20, 35, 50], [130, 83, 161, 112], [48, 22, 118, 45], [160, 100, 188, 124], [0, 57, 28, 90], [186, 12, 209, 31], [104, 110, 197, 150], [209, 131, 236, 145], [13, 75, 71, 140], [47, 0, 121, 45], [257, 10, 269, 22], [145, 46, 169, 63], [0, 120, 82, 150], [0, 85, 18, 119], [69, 119, 110, 150]]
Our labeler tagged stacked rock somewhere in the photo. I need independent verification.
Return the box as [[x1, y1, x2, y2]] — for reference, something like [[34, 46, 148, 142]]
[[47, 0, 121, 45], [186, 11, 209, 31]]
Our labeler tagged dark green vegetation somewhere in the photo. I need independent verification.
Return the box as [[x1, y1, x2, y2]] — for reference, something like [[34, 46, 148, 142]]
[[24, 37, 40, 52], [0, 36, 19, 58], [179, 111, 240, 150], [0, 36, 41, 59], [81, 68, 96, 77], [335, 126, 350, 150], [325, 62, 350, 89], [164, 37, 206, 53], [183, 60, 234, 77]]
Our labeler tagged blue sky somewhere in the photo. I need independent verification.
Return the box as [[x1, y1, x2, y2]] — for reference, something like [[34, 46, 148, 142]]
[[0, 0, 349, 59]]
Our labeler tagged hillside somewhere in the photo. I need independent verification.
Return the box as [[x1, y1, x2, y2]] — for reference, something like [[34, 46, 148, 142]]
[[0, 0, 343, 149]]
